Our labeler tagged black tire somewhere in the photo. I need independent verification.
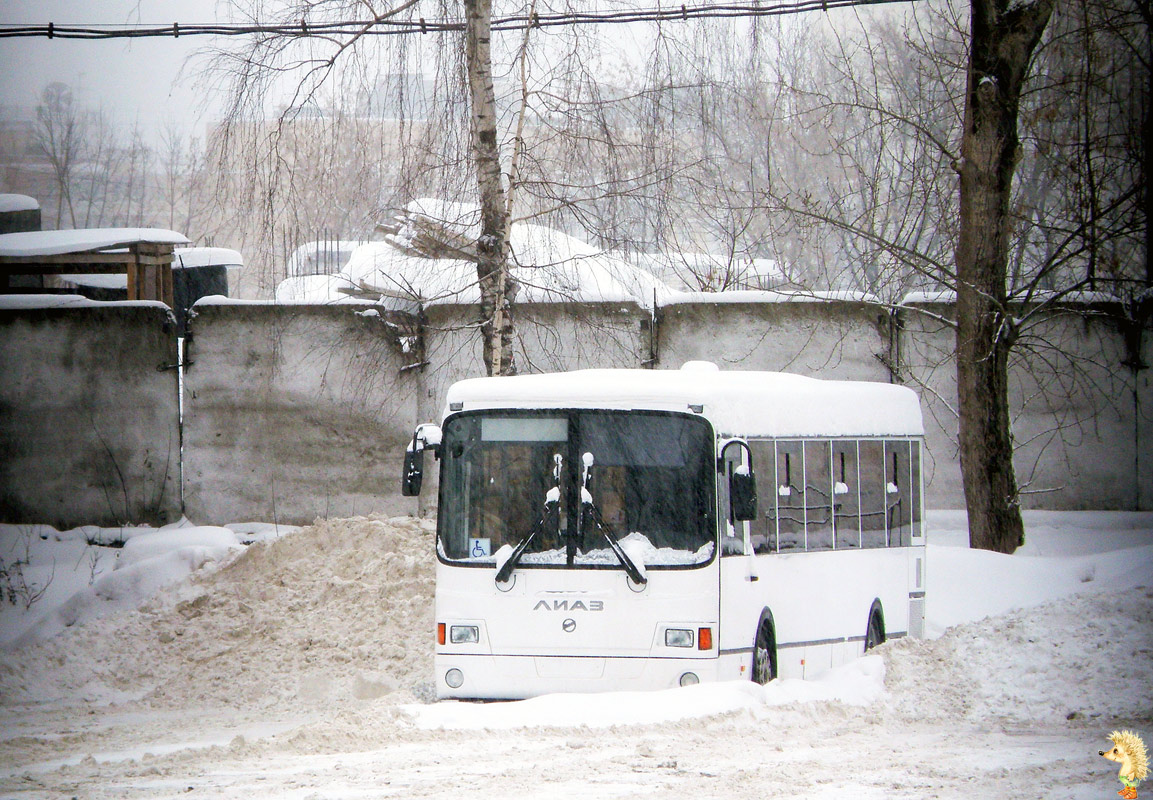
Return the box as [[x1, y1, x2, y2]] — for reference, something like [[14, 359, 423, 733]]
[[864, 609, 885, 651], [752, 619, 777, 685]]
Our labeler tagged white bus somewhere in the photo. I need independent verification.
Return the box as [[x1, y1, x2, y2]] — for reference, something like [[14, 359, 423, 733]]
[[402, 362, 926, 700]]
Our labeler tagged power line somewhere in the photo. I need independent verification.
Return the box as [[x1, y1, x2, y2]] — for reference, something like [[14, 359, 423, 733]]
[[0, 0, 919, 41]]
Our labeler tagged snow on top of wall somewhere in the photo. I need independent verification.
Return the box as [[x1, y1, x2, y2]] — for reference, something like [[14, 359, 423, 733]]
[[446, 363, 924, 437], [661, 289, 879, 306], [900, 290, 956, 305], [195, 292, 378, 309], [0, 228, 189, 257], [0, 194, 40, 213], [0, 294, 170, 311], [900, 289, 1125, 306]]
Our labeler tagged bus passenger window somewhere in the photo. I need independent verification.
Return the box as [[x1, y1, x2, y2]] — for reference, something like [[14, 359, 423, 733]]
[[911, 442, 923, 539], [776, 442, 805, 551], [804, 441, 833, 551], [886, 441, 912, 546], [858, 440, 886, 548], [749, 440, 776, 554], [833, 441, 861, 548]]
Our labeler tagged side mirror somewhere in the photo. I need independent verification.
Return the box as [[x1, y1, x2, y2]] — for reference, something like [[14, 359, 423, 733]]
[[730, 471, 758, 522], [402, 424, 441, 497], [402, 447, 424, 496]]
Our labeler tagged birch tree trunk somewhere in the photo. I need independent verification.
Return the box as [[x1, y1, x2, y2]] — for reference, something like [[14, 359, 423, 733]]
[[464, 0, 517, 376], [956, 0, 1055, 552]]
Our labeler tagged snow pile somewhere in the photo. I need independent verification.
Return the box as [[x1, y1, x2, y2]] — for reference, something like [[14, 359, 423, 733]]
[[0, 516, 436, 711], [0, 522, 243, 649], [1, 511, 1150, 728], [885, 589, 1153, 725]]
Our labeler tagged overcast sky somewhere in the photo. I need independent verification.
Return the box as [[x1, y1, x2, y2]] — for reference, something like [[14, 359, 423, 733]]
[[0, 0, 224, 139]]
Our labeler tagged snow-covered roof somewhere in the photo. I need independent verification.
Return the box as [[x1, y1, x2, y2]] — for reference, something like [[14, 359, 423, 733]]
[[172, 247, 243, 269], [0, 194, 40, 213], [330, 208, 675, 309], [274, 273, 365, 304], [0, 228, 189, 257], [445, 362, 923, 438], [630, 252, 787, 290]]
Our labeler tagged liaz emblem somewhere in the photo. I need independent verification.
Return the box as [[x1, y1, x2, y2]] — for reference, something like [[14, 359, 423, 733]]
[[532, 599, 604, 612]]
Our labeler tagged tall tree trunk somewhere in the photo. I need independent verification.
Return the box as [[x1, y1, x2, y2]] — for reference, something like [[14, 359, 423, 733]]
[[464, 0, 517, 376], [956, 0, 1055, 552]]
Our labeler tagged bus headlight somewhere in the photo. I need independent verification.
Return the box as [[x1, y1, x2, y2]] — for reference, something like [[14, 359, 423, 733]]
[[665, 628, 694, 648], [450, 625, 479, 644], [679, 672, 700, 687], [445, 668, 464, 689]]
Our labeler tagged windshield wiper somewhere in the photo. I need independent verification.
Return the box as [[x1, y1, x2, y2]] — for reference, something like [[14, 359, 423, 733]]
[[496, 454, 562, 584], [578, 452, 647, 585]]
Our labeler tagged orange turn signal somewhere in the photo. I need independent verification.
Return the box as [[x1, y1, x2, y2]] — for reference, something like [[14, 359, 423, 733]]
[[698, 627, 712, 651], [437, 622, 446, 645]]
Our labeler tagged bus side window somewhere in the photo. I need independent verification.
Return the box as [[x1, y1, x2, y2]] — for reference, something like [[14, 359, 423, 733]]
[[885, 440, 912, 546], [911, 441, 923, 539], [749, 440, 776, 554], [833, 441, 861, 549], [776, 441, 805, 552], [859, 440, 886, 548], [804, 441, 834, 551]]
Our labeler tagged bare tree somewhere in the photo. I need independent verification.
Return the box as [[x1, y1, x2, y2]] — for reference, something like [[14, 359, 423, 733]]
[[35, 82, 85, 228], [465, 0, 516, 376], [202, 0, 523, 375], [736, 0, 1145, 551]]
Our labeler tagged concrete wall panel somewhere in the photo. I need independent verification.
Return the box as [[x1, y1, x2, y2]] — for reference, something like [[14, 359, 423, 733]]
[[0, 300, 181, 528], [657, 299, 890, 381], [182, 301, 419, 525]]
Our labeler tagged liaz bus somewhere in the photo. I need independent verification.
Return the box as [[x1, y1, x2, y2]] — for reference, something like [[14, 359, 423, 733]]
[[402, 361, 926, 700]]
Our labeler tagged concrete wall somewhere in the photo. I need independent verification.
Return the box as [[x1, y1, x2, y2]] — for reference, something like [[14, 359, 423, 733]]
[[1, 294, 1149, 526], [900, 299, 1153, 510], [419, 301, 649, 421], [0, 299, 181, 528], [657, 298, 889, 381], [181, 301, 420, 525]]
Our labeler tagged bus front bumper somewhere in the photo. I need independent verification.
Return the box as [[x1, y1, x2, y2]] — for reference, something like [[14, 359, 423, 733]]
[[434, 652, 736, 700]]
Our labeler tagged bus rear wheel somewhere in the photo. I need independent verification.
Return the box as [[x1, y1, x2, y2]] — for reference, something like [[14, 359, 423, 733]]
[[752, 620, 776, 685]]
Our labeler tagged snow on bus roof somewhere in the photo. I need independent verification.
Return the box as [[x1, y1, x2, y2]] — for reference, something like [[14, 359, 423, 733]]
[[445, 362, 923, 438]]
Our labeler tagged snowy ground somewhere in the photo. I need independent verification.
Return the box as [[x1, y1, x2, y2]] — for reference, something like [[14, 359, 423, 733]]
[[0, 510, 1151, 799]]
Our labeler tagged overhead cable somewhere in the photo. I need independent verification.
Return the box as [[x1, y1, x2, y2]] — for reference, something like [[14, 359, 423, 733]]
[[0, 0, 919, 40]]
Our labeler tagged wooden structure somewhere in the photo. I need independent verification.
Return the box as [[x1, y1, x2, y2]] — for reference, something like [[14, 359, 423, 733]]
[[0, 228, 190, 305]]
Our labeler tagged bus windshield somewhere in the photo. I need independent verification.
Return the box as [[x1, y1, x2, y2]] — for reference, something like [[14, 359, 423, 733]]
[[437, 410, 716, 568]]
